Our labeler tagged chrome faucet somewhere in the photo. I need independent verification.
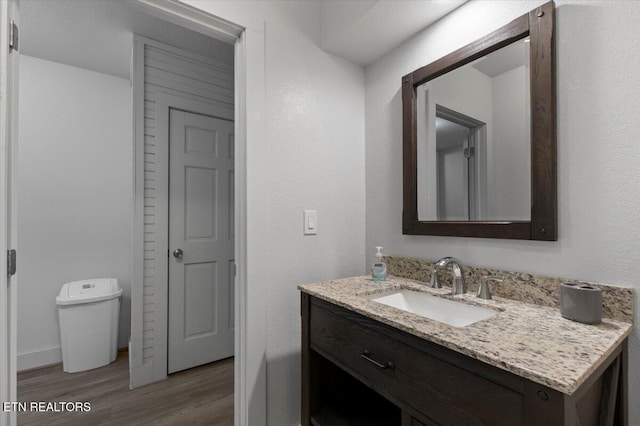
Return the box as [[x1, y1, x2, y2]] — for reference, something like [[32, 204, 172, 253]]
[[476, 276, 504, 300], [430, 257, 466, 295]]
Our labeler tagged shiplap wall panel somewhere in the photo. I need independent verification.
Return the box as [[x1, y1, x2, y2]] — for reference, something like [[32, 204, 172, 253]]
[[139, 39, 233, 365]]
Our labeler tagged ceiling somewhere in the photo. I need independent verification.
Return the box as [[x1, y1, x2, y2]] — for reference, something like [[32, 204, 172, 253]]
[[19, 0, 234, 80], [19, 0, 468, 78], [321, 0, 468, 66]]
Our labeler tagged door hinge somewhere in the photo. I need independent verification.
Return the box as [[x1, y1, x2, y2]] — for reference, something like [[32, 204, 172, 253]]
[[7, 249, 16, 277], [9, 20, 18, 52], [464, 147, 475, 158]]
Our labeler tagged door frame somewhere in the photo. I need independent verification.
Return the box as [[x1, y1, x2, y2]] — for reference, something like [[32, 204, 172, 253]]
[[152, 92, 234, 380], [435, 104, 487, 221], [131, 1, 267, 425], [0, 1, 18, 425]]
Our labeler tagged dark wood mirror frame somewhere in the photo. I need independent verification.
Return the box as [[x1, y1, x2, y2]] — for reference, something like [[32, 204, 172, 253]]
[[402, 1, 556, 240]]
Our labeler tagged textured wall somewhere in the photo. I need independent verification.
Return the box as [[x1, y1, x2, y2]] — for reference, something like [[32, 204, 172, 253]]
[[365, 0, 640, 423], [183, 2, 367, 424], [263, 6, 366, 425]]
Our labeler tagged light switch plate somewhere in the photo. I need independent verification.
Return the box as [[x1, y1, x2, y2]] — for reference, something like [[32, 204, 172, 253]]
[[304, 210, 318, 235]]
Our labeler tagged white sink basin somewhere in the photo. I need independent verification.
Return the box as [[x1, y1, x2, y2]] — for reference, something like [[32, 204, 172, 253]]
[[368, 289, 497, 327]]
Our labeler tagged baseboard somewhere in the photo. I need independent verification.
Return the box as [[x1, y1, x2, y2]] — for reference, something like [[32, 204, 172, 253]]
[[18, 346, 62, 372]]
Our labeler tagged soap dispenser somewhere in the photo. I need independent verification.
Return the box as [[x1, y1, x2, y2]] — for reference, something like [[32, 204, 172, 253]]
[[371, 246, 388, 282]]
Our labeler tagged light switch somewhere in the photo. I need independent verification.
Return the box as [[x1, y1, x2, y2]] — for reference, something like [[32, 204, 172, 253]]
[[304, 210, 318, 235]]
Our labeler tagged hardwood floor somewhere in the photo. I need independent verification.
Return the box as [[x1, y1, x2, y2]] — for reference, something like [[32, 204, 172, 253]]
[[17, 351, 233, 425]]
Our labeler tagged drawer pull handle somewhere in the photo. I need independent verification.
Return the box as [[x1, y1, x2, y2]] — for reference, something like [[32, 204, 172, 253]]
[[361, 350, 394, 370]]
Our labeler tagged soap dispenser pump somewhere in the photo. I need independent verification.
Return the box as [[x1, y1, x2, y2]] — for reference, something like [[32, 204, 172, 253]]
[[371, 246, 388, 282]]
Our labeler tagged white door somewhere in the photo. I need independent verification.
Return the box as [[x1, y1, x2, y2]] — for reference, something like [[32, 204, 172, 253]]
[[168, 109, 234, 374], [0, 1, 19, 425]]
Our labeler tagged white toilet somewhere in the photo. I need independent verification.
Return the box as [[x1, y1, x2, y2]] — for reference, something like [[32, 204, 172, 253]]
[[56, 278, 122, 373]]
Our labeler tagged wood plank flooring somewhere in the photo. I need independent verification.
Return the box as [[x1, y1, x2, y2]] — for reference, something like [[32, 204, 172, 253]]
[[17, 351, 233, 425]]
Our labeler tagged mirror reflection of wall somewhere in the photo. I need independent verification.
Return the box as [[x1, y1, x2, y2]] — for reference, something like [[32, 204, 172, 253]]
[[417, 38, 531, 222]]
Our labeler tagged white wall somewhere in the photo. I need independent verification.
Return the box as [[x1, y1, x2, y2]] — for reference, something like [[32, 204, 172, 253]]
[[365, 0, 640, 423], [489, 65, 530, 220], [264, 10, 365, 425], [182, 2, 366, 425], [17, 55, 132, 370]]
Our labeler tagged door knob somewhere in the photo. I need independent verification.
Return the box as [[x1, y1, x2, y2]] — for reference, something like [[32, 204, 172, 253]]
[[173, 248, 183, 259]]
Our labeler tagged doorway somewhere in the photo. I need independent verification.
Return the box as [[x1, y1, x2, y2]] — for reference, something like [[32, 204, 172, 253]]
[[130, 35, 236, 383], [434, 104, 486, 221], [15, 0, 239, 420], [5, 0, 267, 423]]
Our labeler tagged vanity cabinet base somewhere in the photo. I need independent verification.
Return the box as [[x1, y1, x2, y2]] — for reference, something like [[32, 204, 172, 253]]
[[308, 352, 401, 426], [301, 293, 627, 426]]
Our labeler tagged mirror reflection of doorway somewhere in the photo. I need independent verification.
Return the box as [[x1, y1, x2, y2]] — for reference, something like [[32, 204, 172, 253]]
[[435, 105, 486, 221]]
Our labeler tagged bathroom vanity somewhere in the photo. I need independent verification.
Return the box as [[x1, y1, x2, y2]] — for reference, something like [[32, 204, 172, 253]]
[[299, 276, 631, 426]]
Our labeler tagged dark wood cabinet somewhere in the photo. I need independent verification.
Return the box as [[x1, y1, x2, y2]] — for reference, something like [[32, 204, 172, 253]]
[[301, 293, 627, 426]]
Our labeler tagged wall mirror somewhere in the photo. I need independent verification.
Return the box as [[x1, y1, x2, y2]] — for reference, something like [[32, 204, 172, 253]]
[[402, 1, 556, 240]]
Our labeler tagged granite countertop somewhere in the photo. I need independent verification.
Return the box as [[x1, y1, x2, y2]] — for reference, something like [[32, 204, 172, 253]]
[[298, 275, 632, 395]]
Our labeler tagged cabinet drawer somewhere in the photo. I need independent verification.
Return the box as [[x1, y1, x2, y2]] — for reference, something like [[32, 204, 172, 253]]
[[309, 299, 524, 426]]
